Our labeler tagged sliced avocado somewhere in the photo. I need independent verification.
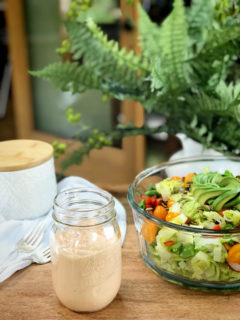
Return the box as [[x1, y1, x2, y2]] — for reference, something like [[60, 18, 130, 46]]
[[211, 174, 224, 185], [192, 186, 216, 198], [225, 195, 240, 208], [212, 188, 240, 211], [219, 176, 240, 189], [190, 184, 203, 193], [197, 189, 226, 206]]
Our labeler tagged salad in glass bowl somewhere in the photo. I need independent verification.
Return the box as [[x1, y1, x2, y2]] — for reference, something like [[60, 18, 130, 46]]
[[127, 156, 240, 292]]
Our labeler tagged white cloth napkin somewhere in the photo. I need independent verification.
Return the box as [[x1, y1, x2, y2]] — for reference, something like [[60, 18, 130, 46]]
[[0, 176, 127, 281]]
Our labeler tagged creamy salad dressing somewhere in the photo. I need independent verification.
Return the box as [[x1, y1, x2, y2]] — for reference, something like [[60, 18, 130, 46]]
[[51, 229, 121, 312]]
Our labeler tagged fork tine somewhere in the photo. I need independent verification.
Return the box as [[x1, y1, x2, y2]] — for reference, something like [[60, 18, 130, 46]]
[[42, 248, 50, 256], [27, 222, 47, 247], [28, 222, 44, 243], [44, 252, 51, 259], [22, 221, 43, 243], [22, 221, 43, 242], [32, 247, 51, 264]]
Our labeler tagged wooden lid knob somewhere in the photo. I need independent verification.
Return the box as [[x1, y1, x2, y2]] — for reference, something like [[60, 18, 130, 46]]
[[0, 139, 54, 171]]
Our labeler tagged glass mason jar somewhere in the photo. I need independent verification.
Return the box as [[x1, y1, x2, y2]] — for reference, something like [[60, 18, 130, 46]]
[[50, 188, 122, 312]]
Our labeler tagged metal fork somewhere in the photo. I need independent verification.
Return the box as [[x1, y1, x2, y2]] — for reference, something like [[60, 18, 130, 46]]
[[0, 220, 48, 272], [16, 220, 48, 252], [31, 247, 51, 264], [0, 247, 51, 283]]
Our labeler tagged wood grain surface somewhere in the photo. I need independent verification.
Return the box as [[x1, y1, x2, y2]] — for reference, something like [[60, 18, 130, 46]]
[[0, 195, 239, 320]]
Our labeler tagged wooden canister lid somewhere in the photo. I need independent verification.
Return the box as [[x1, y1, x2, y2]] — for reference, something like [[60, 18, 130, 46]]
[[0, 139, 54, 171]]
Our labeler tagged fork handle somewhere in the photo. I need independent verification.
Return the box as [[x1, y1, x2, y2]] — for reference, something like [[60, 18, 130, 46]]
[[0, 259, 31, 283]]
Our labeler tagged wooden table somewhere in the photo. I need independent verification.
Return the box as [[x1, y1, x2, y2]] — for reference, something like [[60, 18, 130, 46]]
[[0, 194, 239, 320]]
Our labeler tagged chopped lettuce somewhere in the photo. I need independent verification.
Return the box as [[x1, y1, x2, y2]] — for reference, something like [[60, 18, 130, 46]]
[[223, 210, 240, 227], [156, 228, 177, 244], [191, 251, 210, 279], [155, 179, 184, 201], [149, 227, 240, 282], [199, 211, 225, 229], [170, 193, 185, 202], [182, 199, 201, 219], [171, 213, 188, 225]]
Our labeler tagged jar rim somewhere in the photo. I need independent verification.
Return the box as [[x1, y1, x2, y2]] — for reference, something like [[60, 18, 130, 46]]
[[53, 187, 115, 227]]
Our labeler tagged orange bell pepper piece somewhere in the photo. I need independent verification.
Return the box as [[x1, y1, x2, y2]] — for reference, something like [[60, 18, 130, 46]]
[[227, 243, 240, 264], [171, 176, 181, 181], [184, 173, 196, 188], [167, 199, 174, 208], [165, 211, 179, 222], [141, 221, 158, 244], [153, 205, 167, 220], [224, 243, 231, 251]]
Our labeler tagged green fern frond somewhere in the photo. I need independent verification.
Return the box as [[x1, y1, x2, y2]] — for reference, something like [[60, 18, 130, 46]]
[[188, 0, 213, 31], [184, 82, 240, 122], [217, 81, 240, 122], [62, 19, 151, 99], [202, 117, 240, 154], [30, 61, 100, 93], [66, 19, 149, 74], [187, 0, 213, 50], [137, 4, 161, 60], [31, 61, 148, 101], [203, 22, 240, 54], [150, 0, 189, 91], [189, 41, 240, 88], [185, 91, 228, 116], [86, 19, 150, 72]]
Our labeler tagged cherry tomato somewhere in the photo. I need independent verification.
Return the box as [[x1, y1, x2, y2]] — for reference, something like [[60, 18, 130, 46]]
[[153, 205, 167, 220]]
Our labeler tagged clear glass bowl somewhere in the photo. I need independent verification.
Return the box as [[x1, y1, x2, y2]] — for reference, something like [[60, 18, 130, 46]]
[[127, 156, 240, 292]]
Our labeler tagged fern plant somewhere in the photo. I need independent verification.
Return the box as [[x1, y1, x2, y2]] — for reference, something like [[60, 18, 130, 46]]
[[31, 0, 240, 170]]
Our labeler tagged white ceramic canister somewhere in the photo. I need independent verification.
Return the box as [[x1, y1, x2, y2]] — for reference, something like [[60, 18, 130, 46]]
[[0, 139, 57, 221]]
